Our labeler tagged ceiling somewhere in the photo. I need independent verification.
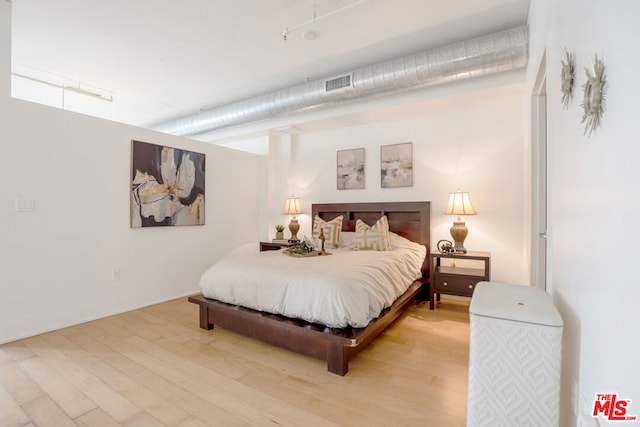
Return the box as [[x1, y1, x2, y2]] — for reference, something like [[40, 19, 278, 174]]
[[10, 0, 530, 139]]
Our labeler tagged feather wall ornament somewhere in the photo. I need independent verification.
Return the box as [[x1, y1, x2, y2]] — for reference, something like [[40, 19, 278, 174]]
[[560, 49, 575, 109], [581, 55, 607, 137]]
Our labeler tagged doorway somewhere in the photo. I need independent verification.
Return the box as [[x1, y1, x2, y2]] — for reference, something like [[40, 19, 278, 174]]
[[531, 51, 548, 290]]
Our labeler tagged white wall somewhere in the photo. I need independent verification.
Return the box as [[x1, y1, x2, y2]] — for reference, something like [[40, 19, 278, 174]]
[[0, 2, 263, 344], [267, 83, 527, 285], [528, 1, 640, 425]]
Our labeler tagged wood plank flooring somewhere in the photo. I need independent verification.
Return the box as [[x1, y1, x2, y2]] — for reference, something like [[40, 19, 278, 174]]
[[0, 296, 470, 426]]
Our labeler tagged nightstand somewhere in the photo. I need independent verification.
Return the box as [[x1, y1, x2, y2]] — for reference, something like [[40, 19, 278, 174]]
[[259, 241, 296, 252], [430, 251, 490, 310]]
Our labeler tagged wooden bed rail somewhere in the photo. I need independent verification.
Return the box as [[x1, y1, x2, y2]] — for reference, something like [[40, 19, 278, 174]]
[[189, 279, 424, 375]]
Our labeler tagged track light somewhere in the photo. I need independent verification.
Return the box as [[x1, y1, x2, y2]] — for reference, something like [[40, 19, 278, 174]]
[[282, 0, 368, 41]]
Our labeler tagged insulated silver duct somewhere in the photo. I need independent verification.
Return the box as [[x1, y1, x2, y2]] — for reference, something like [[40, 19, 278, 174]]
[[153, 25, 528, 137]]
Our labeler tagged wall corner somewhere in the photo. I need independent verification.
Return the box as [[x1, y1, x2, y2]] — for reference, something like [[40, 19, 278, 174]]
[[1, 0, 11, 102]]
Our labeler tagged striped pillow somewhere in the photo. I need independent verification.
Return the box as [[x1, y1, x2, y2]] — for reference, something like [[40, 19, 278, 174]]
[[312, 215, 343, 249], [354, 216, 392, 251]]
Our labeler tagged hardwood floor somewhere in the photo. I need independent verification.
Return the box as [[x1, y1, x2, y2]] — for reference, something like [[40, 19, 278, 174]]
[[0, 296, 470, 427]]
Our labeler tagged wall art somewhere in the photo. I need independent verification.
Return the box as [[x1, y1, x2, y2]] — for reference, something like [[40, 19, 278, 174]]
[[131, 140, 205, 227], [560, 48, 575, 109], [581, 55, 607, 137], [337, 148, 365, 189], [380, 142, 413, 188]]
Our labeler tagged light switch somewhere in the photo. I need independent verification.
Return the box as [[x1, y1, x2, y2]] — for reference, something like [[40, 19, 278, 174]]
[[15, 197, 35, 212]]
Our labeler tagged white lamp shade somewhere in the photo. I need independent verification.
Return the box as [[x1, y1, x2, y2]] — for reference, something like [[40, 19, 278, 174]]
[[283, 197, 302, 215], [445, 191, 477, 215]]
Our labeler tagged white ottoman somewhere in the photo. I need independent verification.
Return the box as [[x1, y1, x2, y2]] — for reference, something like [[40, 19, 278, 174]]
[[467, 282, 563, 427]]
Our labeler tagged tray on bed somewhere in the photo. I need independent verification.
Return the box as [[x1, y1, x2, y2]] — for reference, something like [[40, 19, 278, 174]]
[[282, 249, 332, 257]]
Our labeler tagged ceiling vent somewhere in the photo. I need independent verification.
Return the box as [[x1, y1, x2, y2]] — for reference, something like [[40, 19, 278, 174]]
[[325, 74, 352, 92], [153, 26, 529, 137]]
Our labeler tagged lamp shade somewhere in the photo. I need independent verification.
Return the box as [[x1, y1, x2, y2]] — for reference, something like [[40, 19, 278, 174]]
[[445, 191, 477, 216], [283, 197, 302, 215]]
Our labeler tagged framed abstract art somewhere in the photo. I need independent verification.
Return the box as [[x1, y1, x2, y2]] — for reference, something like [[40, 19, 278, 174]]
[[337, 148, 365, 190], [380, 142, 413, 188]]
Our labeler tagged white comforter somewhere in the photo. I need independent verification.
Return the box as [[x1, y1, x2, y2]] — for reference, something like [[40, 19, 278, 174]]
[[198, 233, 426, 328]]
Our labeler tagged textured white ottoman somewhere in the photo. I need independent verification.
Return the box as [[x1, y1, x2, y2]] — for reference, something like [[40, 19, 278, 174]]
[[467, 282, 563, 427]]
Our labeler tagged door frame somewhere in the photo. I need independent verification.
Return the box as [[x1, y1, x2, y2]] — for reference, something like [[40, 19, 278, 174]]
[[530, 50, 548, 291]]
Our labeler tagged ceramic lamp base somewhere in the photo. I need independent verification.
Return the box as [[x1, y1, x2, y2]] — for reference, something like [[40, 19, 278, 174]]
[[450, 220, 469, 253], [288, 218, 300, 242]]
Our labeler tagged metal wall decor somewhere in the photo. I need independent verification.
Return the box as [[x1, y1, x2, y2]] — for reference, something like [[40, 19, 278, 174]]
[[560, 49, 575, 109], [581, 55, 607, 137]]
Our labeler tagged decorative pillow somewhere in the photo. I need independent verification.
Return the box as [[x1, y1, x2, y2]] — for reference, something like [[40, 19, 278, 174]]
[[354, 216, 392, 251], [312, 215, 343, 249]]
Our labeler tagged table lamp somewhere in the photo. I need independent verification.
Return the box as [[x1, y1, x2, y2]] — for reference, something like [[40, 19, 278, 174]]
[[283, 196, 302, 242], [444, 190, 477, 253]]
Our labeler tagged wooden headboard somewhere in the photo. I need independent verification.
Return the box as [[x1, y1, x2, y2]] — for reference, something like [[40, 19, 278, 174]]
[[312, 201, 431, 277]]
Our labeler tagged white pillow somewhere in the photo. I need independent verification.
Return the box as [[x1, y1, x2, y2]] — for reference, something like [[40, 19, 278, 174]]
[[388, 231, 422, 250], [340, 231, 357, 248], [354, 215, 392, 251], [312, 215, 343, 249]]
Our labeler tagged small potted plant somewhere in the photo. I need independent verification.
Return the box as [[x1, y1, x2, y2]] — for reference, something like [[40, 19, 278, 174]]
[[275, 224, 285, 240]]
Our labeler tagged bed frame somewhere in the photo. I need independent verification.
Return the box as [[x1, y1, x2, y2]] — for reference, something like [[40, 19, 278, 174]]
[[189, 201, 431, 375]]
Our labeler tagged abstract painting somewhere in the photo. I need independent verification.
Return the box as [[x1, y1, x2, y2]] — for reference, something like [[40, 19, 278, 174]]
[[380, 142, 413, 188], [131, 140, 205, 227], [337, 148, 365, 189]]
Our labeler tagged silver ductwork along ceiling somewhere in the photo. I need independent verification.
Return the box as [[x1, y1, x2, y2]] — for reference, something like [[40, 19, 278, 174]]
[[153, 26, 529, 137]]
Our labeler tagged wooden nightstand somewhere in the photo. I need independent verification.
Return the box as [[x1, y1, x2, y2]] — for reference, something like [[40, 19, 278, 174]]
[[430, 251, 491, 310], [259, 241, 296, 252]]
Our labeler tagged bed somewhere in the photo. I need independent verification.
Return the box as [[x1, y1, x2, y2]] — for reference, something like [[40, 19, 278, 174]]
[[189, 201, 431, 375]]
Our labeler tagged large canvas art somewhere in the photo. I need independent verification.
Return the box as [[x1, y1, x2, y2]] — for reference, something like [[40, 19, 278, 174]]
[[131, 140, 205, 227]]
